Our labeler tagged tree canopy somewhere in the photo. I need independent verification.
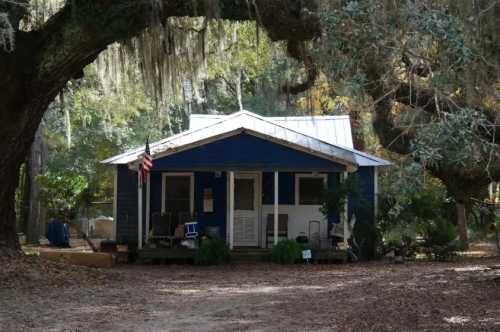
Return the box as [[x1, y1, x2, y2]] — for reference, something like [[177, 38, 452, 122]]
[[0, 0, 499, 250]]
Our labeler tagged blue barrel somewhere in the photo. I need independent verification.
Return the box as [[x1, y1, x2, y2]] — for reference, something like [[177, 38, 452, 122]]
[[46, 219, 70, 247]]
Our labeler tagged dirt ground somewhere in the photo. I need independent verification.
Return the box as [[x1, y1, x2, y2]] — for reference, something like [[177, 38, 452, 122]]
[[1, 253, 500, 332]]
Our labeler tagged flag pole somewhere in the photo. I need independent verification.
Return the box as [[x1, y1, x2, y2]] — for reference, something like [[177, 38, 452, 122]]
[[138, 136, 153, 251], [138, 165, 143, 250], [145, 172, 150, 244]]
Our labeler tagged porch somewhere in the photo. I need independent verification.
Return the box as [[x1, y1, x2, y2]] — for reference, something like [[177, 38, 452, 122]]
[[137, 169, 354, 252]]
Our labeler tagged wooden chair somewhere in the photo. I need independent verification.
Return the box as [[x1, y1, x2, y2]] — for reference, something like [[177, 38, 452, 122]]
[[266, 214, 288, 248]]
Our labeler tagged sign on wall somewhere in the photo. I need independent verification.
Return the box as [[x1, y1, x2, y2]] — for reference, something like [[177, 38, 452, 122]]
[[203, 188, 214, 213]]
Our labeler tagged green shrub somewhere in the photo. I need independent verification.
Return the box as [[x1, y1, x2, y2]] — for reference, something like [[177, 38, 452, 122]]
[[352, 218, 380, 260], [382, 223, 419, 259], [271, 240, 303, 264], [421, 218, 456, 246], [420, 218, 458, 261], [195, 238, 231, 265]]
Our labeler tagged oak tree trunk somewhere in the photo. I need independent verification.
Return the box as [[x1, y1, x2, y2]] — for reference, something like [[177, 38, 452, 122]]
[[0, 168, 21, 251], [0, 99, 51, 251], [0, 0, 320, 252], [26, 124, 44, 244]]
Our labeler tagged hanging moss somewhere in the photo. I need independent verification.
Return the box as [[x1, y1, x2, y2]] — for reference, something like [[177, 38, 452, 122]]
[[0, 12, 14, 52]]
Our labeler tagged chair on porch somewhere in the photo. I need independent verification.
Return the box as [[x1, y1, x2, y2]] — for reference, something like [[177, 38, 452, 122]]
[[150, 212, 176, 247], [266, 214, 288, 248]]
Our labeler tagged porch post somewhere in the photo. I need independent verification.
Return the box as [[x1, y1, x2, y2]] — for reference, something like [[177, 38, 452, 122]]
[[137, 171, 143, 250], [342, 171, 349, 249], [112, 165, 117, 241], [274, 171, 279, 245], [374, 168, 379, 218], [145, 173, 151, 244], [229, 171, 235, 249]]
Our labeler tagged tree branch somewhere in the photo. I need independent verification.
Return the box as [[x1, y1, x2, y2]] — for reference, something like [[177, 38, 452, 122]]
[[281, 40, 318, 95], [27, 0, 320, 96]]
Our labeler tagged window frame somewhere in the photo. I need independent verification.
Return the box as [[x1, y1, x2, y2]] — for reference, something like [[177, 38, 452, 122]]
[[161, 172, 195, 215], [234, 177, 256, 211], [295, 173, 328, 206]]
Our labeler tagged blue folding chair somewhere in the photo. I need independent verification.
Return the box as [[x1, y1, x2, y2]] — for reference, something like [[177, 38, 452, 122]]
[[184, 222, 198, 239]]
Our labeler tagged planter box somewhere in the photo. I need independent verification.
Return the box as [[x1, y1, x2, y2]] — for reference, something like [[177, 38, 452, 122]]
[[40, 250, 114, 268]]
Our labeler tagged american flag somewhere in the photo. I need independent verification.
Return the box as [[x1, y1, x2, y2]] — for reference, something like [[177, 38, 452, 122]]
[[139, 138, 153, 187]]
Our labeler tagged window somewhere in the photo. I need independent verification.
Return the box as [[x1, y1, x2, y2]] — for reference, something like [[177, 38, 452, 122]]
[[162, 173, 194, 224], [235, 178, 255, 210], [296, 174, 327, 205]]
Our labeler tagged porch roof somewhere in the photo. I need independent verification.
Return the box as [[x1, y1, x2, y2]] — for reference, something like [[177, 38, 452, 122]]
[[102, 111, 391, 170]]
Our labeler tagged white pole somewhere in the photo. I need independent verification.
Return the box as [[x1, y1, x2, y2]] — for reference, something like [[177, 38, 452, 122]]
[[342, 171, 349, 249], [112, 165, 117, 240], [145, 173, 151, 245], [374, 168, 379, 219], [229, 171, 235, 250], [274, 171, 279, 245], [138, 172, 143, 250]]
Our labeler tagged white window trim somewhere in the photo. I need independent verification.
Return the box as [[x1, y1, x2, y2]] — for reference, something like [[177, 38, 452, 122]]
[[295, 173, 328, 206], [161, 172, 195, 215]]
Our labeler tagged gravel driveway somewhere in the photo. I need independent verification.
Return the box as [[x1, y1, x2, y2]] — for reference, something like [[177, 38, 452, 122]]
[[1, 256, 499, 331]]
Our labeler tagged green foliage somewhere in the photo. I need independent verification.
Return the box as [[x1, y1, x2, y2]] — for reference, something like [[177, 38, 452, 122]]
[[421, 218, 457, 247], [38, 19, 305, 223], [420, 218, 459, 261], [468, 204, 496, 241], [320, 174, 359, 220], [352, 218, 379, 260], [42, 66, 170, 214], [377, 163, 463, 260], [411, 109, 499, 176], [37, 171, 88, 220], [382, 223, 419, 259], [195, 238, 231, 265], [271, 240, 303, 264], [378, 163, 451, 234], [314, 1, 500, 211], [207, 22, 274, 83], [316, 1, 494, 96]]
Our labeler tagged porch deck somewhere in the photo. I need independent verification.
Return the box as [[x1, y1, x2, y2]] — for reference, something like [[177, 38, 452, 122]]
[[137, 247, 347, 264]]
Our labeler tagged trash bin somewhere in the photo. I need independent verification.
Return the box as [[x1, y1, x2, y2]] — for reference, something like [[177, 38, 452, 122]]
[[46, 219, 70, 247]]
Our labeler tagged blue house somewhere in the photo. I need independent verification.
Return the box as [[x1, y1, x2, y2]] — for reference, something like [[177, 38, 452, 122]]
[[103, 111, 390, 252]]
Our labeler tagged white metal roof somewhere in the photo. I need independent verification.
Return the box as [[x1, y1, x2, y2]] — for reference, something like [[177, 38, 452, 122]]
[[190, 113, 354, 148], [103, 111, 391, 168]]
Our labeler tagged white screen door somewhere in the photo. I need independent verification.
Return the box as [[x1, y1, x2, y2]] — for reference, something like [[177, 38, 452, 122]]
[[233, 173, 259, 246]]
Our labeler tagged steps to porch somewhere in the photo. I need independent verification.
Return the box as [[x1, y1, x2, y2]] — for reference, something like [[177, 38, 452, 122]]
[[137, 247, 347, 264]]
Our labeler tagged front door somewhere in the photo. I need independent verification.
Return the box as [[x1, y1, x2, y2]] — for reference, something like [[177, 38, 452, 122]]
[[233, 173, 259, 246]]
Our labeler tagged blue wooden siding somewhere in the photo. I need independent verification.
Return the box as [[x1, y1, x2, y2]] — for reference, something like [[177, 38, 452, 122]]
[[194, 172, 227, 239], [327, 172, 341, 225], [149, 171, 162, 225], [115, 165, 139, 245], [115, 166, 376, 245], [152, 133, 346, 171], [348, 167, 375, 224]]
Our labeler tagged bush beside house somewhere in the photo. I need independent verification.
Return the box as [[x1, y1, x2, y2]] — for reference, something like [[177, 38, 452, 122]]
[[195, 238, 231, 265], [271, 240, 303, 264]]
